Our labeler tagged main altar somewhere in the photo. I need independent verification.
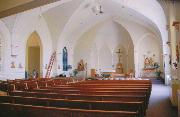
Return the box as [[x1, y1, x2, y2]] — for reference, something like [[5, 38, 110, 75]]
[[100, 49, 125, 78], [108, 49, 125, 78]]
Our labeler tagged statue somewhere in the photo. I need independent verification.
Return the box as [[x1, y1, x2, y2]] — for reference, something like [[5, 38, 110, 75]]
[[149, 57, 154, 67], [128, 69, 134, 78], [77, 59, 85, 71], [144, 57, 150, 68], [144, 57, 155, 69]]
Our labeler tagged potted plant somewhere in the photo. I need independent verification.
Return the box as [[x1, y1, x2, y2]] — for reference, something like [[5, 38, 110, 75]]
[[155, 70, 161, 78], [73, 69, 78, 77]]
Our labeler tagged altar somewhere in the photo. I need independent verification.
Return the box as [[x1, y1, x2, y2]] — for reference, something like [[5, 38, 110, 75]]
[[101, 69, 125, 78]]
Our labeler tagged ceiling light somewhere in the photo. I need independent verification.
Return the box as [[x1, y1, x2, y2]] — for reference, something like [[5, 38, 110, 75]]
[[92, 4, 104, 15]]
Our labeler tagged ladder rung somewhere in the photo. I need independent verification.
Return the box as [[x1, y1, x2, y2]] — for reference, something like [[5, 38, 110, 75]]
[[45, 51, 56, 78]]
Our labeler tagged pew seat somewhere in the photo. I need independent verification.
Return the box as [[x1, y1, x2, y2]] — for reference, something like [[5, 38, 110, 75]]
[[0, 103, 138, 117]]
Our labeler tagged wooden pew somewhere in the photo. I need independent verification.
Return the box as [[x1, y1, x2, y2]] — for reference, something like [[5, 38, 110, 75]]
[[32, 87, 151, 100], [9, 91, 148, 109], [77, 80, 151, 84], [41, 86, 151, 91], [31, 88, 149, 97], [38, 85, 151, 97], [1, 77, 85, 92], [1, 79, 151, 117], [0, 103, 138, 117], [0, 95, 143, 117]]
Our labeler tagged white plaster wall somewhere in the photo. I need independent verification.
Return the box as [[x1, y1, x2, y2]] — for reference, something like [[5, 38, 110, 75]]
[[43, 0, 83, 50], [0, 8, 53, 80], [0, 20, 13, 80], [0, 0, 168, 80], [74, 39, 91, 70], [73, 23, 99, 76], [128, 42, 135, 72], [137, 34, 162, 77], [115, 18, 161, 77], [54, 0, 168, 79], [73, 20, 134, 75], [90, 44, 98, 71], [93, 21, 134, 73], [98, 44, 112, 72], [14, 9, 53, 78]]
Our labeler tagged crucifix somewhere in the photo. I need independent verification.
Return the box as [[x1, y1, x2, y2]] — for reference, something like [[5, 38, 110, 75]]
[[116, 49, 123, 63]]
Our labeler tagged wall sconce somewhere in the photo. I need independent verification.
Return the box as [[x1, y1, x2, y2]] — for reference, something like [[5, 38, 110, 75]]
[[161, 53, 168, 57], [98, 5, 103, 14], [166, 41, 171, 46]]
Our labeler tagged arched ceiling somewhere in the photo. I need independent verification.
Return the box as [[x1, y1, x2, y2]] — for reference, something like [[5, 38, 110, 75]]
[[39, 0, 166, 49], [73, 20, 133, 53], [0, 0, 167, 50], [43, 0, 83, 41]]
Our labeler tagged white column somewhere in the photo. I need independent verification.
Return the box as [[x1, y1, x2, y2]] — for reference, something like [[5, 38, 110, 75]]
[[163, 44, 171, 85], [111, 50, 114, 69], [134, 47, 139, 78], [97, 50, 100, 74]]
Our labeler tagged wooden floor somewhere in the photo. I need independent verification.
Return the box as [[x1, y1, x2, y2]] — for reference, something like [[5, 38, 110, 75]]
[[146, 83, 178, 117]]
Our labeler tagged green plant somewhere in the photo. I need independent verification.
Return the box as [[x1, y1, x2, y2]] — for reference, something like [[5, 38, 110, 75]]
[[73, 69, 78, 77]]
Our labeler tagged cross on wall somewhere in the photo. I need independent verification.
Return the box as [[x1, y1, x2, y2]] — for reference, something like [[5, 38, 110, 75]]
[[116, 49, 123, 63]]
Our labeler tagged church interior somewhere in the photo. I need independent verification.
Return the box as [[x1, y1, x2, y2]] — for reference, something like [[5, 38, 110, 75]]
[[0, 0, 180, 117]]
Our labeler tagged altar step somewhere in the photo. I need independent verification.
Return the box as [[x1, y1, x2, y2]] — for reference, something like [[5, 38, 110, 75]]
[[145, 78, 164, 84]]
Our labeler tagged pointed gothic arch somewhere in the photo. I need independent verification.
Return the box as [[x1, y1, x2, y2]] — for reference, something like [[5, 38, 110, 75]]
[[26, 31, 42, 78]]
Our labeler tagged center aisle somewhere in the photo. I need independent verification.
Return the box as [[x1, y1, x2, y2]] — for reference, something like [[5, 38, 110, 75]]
[[146, 84, 177, 117]]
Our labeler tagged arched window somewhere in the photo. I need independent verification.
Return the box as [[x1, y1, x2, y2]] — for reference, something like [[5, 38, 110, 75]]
[[63, 47, 68, 71]]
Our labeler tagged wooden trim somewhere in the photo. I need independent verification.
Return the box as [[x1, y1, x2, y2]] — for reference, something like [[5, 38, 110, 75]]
[[0, 0, 60, 18]]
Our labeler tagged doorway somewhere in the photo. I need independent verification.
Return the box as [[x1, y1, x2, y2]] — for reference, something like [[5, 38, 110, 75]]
[[26, 32, 42, 78]]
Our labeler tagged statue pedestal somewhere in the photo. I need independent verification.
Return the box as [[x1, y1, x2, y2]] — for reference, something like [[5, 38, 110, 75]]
[[116, 63, 123, 74]]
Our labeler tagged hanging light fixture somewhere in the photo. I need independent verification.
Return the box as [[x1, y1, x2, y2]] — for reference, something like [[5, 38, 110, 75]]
[[92, 1, 104, 15], [98, 5, 103, 14]]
